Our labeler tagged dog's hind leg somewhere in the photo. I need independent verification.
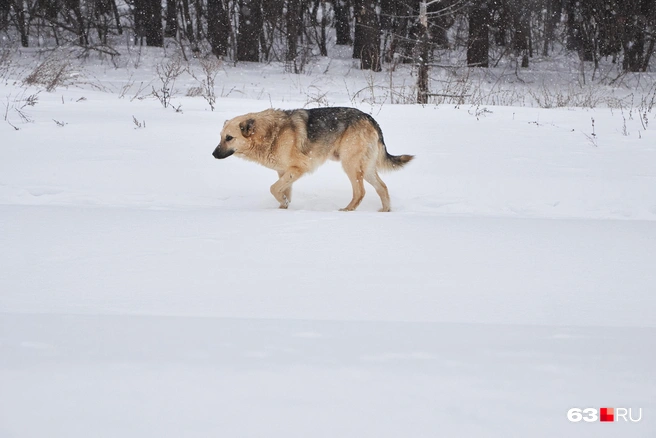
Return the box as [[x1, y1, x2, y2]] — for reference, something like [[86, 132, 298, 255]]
[[365, 170, 391, 212], [339, 161, 366, 211], [271, 167, 303, 209]]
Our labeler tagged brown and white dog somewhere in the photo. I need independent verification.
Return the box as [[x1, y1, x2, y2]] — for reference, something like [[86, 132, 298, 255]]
[[213, 107, 413, 211]]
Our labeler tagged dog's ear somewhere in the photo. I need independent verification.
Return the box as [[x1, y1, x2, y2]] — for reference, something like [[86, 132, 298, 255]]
[[240, 118, 255, 137]]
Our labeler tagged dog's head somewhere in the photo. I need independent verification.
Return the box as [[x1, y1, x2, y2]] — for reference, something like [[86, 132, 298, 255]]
[[212, 115, 256, 159]]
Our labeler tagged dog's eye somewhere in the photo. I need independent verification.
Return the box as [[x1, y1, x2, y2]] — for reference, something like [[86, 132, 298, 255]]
[[225, 135, 233, 142]]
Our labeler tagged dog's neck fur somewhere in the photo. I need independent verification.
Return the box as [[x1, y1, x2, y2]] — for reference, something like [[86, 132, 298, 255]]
[[238, 110, 304, 171], [240, 126, 282, 169]]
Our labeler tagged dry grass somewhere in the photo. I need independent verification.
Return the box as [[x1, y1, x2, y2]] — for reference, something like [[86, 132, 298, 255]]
[[23, 53, 78, 91]]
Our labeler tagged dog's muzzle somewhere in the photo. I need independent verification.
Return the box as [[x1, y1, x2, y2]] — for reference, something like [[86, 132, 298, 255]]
[[212, 146, 235, 159]]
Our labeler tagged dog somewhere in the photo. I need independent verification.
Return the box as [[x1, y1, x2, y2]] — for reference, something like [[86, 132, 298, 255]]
[[212, 107, 413, 212]]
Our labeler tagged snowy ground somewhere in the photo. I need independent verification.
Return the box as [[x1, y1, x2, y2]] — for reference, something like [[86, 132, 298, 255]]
[[1, 51, 656, 437]]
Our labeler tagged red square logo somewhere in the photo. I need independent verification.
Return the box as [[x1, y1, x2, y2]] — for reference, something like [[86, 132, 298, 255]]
[[600, 407, 614, 422]]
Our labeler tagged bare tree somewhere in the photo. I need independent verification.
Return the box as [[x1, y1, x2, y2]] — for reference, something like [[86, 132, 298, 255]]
[[286, 0, 302, 71], [381, 0, 415, 64], [0, 0, 652, 76], [354, 1, 381, 71], [237, 0, 262, 62], [134, 0, 163, 46], [0, 1, 10, 31], [467, 2, 489, 67], [313, 0, 328, 57], [11, 0, 31, 47], [542, 0, 561, 56], [621, 0, 655, 72], [164, 0, 178, 37], [207, 0, 231, 57], [508, 0, 530, 67], [334, 0, 352, 45]]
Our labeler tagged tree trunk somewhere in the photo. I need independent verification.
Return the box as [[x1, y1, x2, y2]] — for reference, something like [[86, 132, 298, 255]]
[[259, 0, 281, 62], [286, 0, 301, 71], [511, 1, 529, 67], [194, 0, 202, 43], [334, 0, 351, 45], [427, 0, 450, 48], [542, 0, 560, 56], [565, 0, 592, 62], [134, 0, 145, 43], [146, 0, 163, 46], [12, 1, 29, 47], [38, 0, 60, 20], [319, 0, 327, 56], [598, 1, 620, 57], [356, 1, 380, 71], [237, 0, 262, 62], [65, 0, 89, 46], [416, 28, 429, 104], [492, 0, 507, 46], [381, 0, 415, 62], [207, 0, 230, 57], [180, 0, 196, 47], [94, 0, 112, 43], [165, 0, 177, 37], [0, 1, 9, 31], [134, 0, 163, 46], [352, 0, 363, 58], [566, 0, 581, 51], [467, 4, 489, 67], [620, 0, 655, 72], [642, 0, 656, 71], [622, 19, 645, 72], [111, 0, 123, 35], [642, 36, 655, 72]]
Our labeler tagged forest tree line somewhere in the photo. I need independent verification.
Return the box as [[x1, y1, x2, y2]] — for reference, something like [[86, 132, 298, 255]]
[[1, 0, 654, 73]]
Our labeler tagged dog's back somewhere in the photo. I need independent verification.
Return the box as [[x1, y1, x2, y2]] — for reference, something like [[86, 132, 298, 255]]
[[290, 107, 413, 171]]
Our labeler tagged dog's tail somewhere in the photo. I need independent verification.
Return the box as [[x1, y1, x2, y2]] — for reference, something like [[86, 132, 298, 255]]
[[375, 129, 414, 171], [366, 113, 414, 171], [379, 151, 414, 171]]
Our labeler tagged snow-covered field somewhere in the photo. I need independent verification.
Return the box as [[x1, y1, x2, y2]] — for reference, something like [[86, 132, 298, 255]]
[[1, 50, 655, 437]]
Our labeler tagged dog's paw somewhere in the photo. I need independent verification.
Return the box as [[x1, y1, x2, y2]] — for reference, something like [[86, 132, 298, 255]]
[[378, 207, 391, 212], [339, 207, 354, 212]]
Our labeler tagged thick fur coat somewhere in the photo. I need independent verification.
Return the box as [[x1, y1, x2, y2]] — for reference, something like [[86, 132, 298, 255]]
[[212, 107, 413, 211]]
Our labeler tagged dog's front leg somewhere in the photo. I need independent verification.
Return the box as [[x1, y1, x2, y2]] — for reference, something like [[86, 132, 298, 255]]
[[275, 170, 293, 206], [271, 167, 303, 209]]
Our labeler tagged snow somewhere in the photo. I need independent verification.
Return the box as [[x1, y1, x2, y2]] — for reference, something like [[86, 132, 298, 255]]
[[1, 51, 655, 437], [1, 315, 653, 438]]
